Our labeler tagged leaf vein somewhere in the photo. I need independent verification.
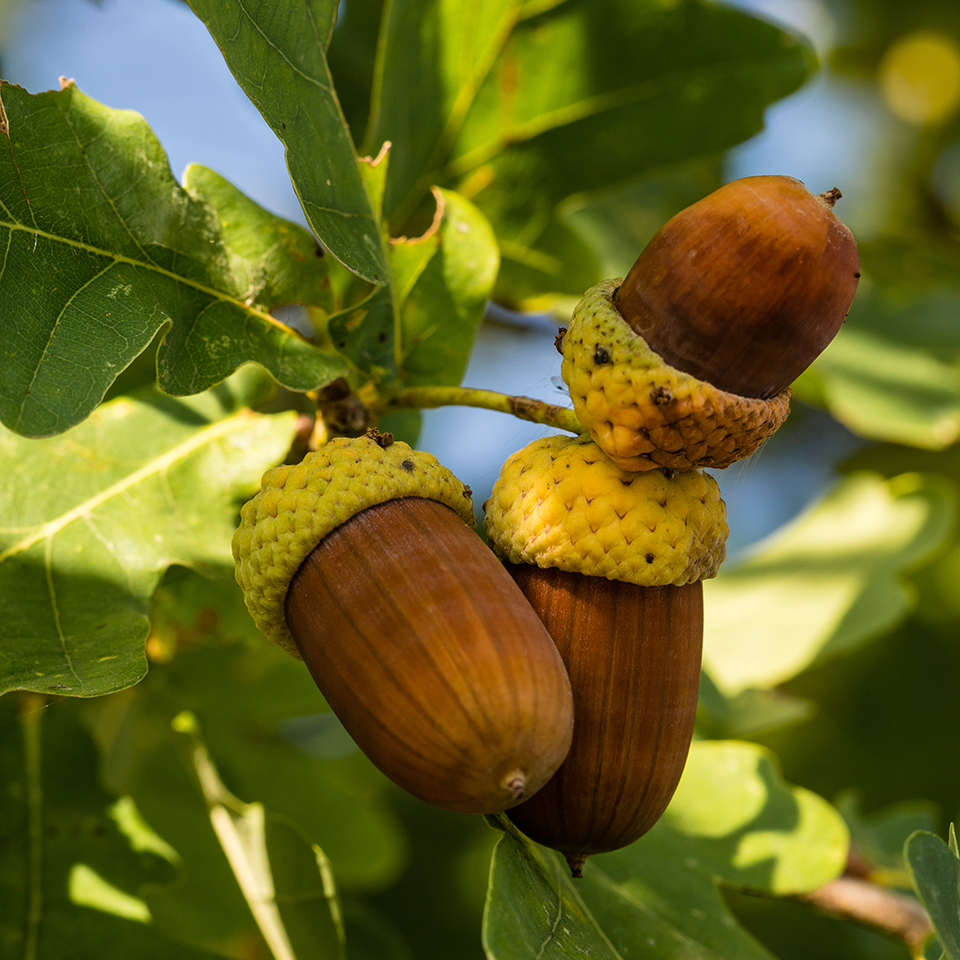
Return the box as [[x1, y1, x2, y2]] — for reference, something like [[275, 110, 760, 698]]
[[0, 411, 254, 566], [81, 514, 135, 591], [234, 0, 334, 92], [445, 53, 800, 179], [45, 535, 82, 689], [0, 221, 303, 339], [56, 93, 159, 268], [13, 258, 119, 428]]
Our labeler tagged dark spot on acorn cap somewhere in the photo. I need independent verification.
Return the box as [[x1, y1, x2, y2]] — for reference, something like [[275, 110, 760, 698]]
[[651, 385, 673, 406], [645, 554, 655, 564], [593, 346, 612, 365], [401, 460, 415, 472]]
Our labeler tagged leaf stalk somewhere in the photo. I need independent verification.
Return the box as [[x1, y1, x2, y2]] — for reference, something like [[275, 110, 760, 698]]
[[384, 386, 585, 434]]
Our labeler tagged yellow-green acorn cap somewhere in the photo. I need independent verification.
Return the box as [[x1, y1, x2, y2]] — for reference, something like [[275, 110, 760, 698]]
[[233, 433, 475, 657], [484, 434, 728, 586], [561, 279, 791, 472]]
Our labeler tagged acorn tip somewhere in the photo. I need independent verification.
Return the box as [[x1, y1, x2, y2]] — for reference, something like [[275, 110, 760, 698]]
[[502, 770, 526, 801], [818, 187, 842, 208]]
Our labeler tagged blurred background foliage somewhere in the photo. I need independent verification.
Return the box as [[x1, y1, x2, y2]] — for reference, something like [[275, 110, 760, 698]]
[[2, 0, 960, 957]]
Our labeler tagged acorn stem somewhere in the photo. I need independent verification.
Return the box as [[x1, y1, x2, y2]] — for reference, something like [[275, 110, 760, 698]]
[[384, 386, 586, 435]]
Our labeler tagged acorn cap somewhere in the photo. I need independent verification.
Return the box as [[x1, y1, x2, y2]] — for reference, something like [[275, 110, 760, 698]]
[[560, 279, 791, 472], [233, 433, 475, 657], [483, 433, 728, 586]]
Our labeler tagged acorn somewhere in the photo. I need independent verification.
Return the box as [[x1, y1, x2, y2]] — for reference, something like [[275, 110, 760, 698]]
[[561, 175, 860, 471], [484, 434, 728, 875], [233, 430, 574, 815]]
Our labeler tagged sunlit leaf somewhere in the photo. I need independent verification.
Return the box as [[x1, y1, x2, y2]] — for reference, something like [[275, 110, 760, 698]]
[[187, 0, 389, 283], [0, 368, 298, 699], [484, 741, 847, 959], [811, 323, 960, 450], [395, 188, 499, 386], [0, 82, 344, 437], [703, 472, 955, 696], [182, 164, 335, 315]]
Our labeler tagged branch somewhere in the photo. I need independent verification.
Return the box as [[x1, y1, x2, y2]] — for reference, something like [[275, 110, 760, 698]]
[[798, 875, 932, 954]]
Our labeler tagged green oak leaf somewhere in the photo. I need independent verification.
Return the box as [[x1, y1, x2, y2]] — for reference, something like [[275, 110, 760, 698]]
[[703, 472, 955, 696], [173, 712, 347, 960], [364, 0, 522, 222], [394, 187, 500, 387], [325, 185, 499, 387], [905, 828, 960, 960], [186, 0, 389, 284], [326, 283, 398, 383], [0, 368, 298, 699], [366, 0, 814, 299], [0, 81, 345, 438], [483, 741, 847, 959], [182, 164, 335, 316], [800, 284, 960, 449], [0, 696, 223, 960]]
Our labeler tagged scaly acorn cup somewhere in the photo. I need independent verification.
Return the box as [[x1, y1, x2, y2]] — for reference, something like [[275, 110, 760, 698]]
[[484, 434, 728, 876], [233, 431, 574, 815], [561, 175, 860, 471]]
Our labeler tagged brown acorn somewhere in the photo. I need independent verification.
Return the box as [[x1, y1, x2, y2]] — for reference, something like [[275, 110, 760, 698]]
[[614, 175, 860, 400], [506, 568, 703, 877], [233, 432, 574, 815], [561, 176, 860, 471], [483, 434, 728, 875]]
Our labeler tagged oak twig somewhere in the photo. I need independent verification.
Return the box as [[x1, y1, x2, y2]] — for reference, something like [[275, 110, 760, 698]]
[[799, 874, 932, 954]]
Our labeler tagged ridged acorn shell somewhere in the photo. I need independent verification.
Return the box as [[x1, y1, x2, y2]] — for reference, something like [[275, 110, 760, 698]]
[[505, 565, 702, 876], [284, 497, 575, 815], [614, 175, 860, 399]]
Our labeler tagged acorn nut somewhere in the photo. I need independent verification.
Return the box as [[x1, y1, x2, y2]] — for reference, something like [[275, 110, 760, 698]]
[[484, 434, 728, 875], [233, 431, 575, 815], [561, 175, 860, 471]]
